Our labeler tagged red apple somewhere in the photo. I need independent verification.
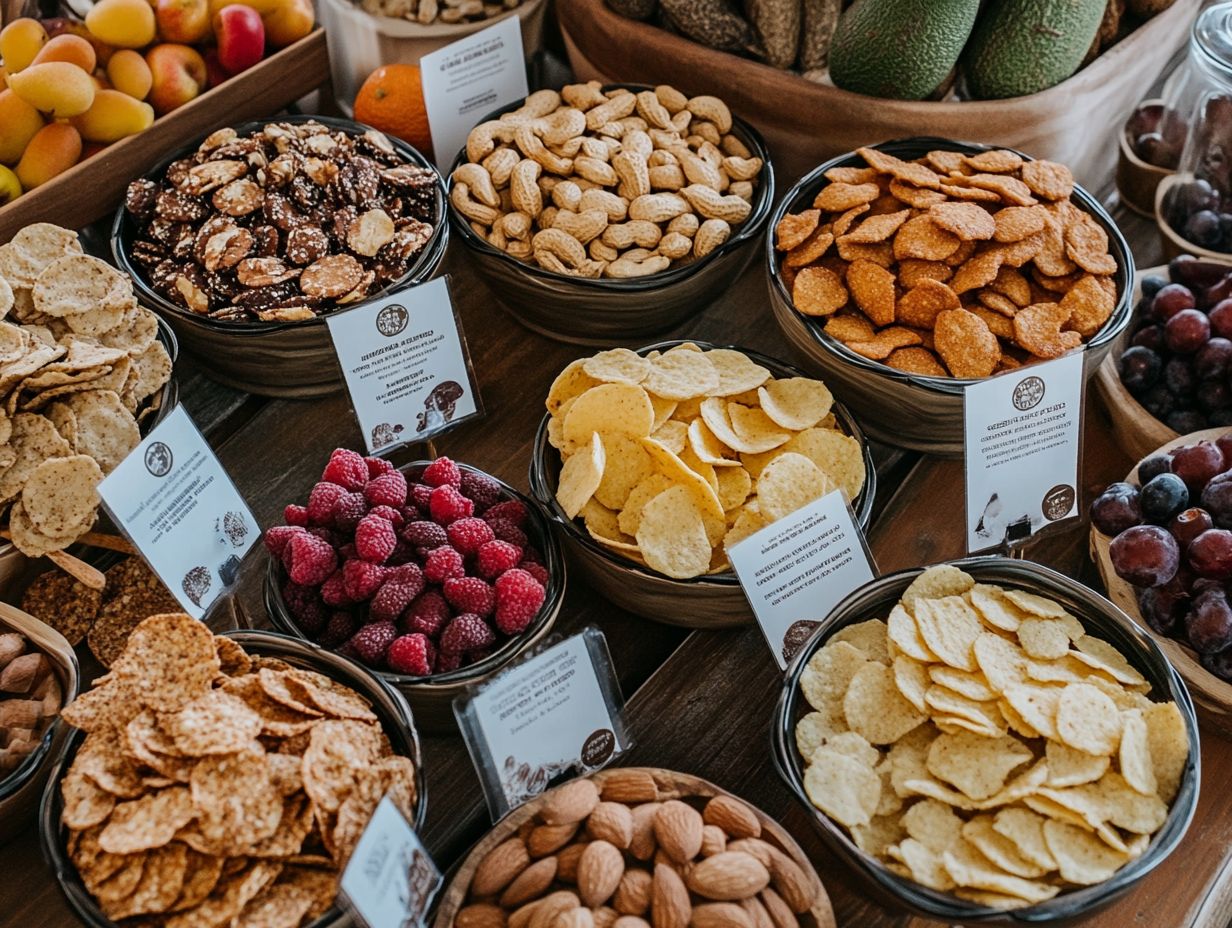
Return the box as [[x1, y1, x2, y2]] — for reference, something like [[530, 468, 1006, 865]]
[[145, 43, 207, 115], [213, 4, 264, 76], [156, 0, 211, 45], [203, 48, 228, 88]]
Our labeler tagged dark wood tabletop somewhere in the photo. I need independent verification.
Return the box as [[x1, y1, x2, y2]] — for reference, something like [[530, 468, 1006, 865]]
[[6, 173, 1232, 928]]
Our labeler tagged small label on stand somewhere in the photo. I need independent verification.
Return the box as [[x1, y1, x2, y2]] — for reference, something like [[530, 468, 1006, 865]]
[[454, 629, 627, 821], [98, 405, 257, 619], [327, 277, 481, 455], [419, 15, 528, 166], [963, 352, 1084, 554], [339, 794, 441, 928], [728, 492, 877, 670]]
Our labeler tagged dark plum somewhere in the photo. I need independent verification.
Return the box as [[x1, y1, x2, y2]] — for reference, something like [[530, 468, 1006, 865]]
[[1109, 524, 1181, 587], [1211, 409, 1232, 426], [1219, 433, 1232, 462], [1200, 378, 1232, 411], [1090, 482, 1143, 535], [1141, 384, 1174, 419], [1195, 337, 1232, 379], [1152, 283, 1197, 321], [1165, 309, 1212, 353], [1140, 472, 1190, 523], [1164, 357, 1197, 397], [1172, 254, 1230, 291], [1138, 454, 1174, 484], [1171, 441, 1226, 490], [1206, 278, 1232, 310], [1186, 210, 1223, 249], [1119, 346, 1162, 394], [1185, 587, 1232, 654], [1200, 648, 1232, 681], [1167, 410, 1208, 434], [1138, 585, 1188, 636], [1202, 474, 1232, 527], [1140, 274, 1169, 300], [1131, 324, 1165, 351], [1189, 528, 1232, 580]]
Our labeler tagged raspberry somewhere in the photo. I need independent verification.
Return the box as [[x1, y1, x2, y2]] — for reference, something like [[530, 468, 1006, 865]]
[[319, 611, 357, 648], [287, 533, 337, 587], [320, 569, 352, 607], [282, 581, 324, 627], [365, 456, 395, 479], [264, 525, 303, 559], [443, 577, 495, 617], [446, 517, 495, 556], [355, 514, 397, 564], [410, 483, 433, 511], [487, 517, 528, 549], [332, 492, 367, 533], [402, 591, 450, 636], [322, 448, 368, 491], [429, 485, 473, 524], [347, 621, 397, 666], [370, 564, 425, 623], [399, 505, 420, 523], [338, 542, 357, 561], [484, 500, 527, 527], [387, 633, 435, 675], [494, 569, 546, 634], [400, 520, 447, 549], [519, 559, 550, 587], [387, 540, 416, 565], [284, 504, 309, 527], [440, 614, 496, 653], [343, 559, 387, 601], [367, 505, 405, 529], [294, 602, 327, 635], [422, 457, 462, 488], [364, 471, 408, 508], [477, 540, 522, 579], [437, 650, 463, 673], [423, 546, 465, 584], [307, 526, 336, 547], [307, 482, 347, 526], [461, 471, 502, 513]]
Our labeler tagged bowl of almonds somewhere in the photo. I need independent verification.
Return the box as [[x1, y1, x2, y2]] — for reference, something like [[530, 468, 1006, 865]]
[[772, 559, 1198, 922], [766, 138, 1133, 456], [112, 116, 447, 398], [432, 767, 835, 928], [447, 83, 774, 345]]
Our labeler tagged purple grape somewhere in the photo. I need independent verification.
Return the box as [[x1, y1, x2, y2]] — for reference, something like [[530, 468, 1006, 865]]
[[1141, 473, 1190, 523], [1186, 210, 1223, 248], [1189, 528, 1232, 580], [1200, 378, 1232, 411], [1168, 410, 1209, 433], [1173, 254, 1229, 292], [1196, 338, 1232, 379], [1090, 482, 1143, 535], [1153, 283, 1197, 321], [1164, 357, 1197, 397], [1172, 441, 1226, 490], [1139, 454, 1174, 484], [1165, 309, 1212, 353], [1138, 585, 1187, 636], [1141, 384, 1175, 419], [1185, 587, 1232, 654], [1110, 524, 1181, 587], [1119, 346, 1162, 395], [1202, 474, 1232, 528]]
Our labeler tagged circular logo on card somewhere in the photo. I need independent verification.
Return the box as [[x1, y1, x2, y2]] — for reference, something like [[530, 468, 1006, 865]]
[[581, 729, 616, 767], [1042, 484, 1076, 520], [1012, 376, 1046, 411], [144, 442, 173, 477], [376, 304, 408, 337]]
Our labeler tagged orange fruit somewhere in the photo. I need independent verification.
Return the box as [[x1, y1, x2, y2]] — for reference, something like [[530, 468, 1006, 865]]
[[353, 63, 432, 157]]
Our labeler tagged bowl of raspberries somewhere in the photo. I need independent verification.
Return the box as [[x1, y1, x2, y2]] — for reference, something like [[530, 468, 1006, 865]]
[[262, 449, 565, 731]]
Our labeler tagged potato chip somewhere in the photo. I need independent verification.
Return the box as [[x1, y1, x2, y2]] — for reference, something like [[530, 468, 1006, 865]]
[[583, 348, 650, 385], [1017, 618, 1070, 660], [832, 618, 890, 664], [727, 402, 791, 453], [888, 604, 937, 663], [21, 453, 101, 538], [644, 348, 720, 401], [563, 383, 654, 446], [555, 432, 604, 519], [895, 838, 956, 890], [1046, 739, 1109, 788], [34, 255, 136, 319], [1055, 683, 1121, 756], [926, 688, 1008, 738], [546, 359, 599, 415], [651, 419, 688, 455], [722, 505, 766, 551], [756, 452, 833, 523], [1002, 682, 1061, 740], [845, 662, 928, 745], [1043, 821, 1126, 885], [913, 596, 982, 672], [714, 465, 752, 512], [893, 656, 930, 712], [928, 666, 996, 702], [1142, 702, 1188, 804], [942, 840, 1059, 904], [961, 817, 1048, 879], [804, 746, 881, 827], [703, 348, 770, 396], [699, 398, 777, 455], [634, 485, 712, 579], [0, 224, 82, 288], [593, 434, 655, 510], [1071, 637, 1147, 687]]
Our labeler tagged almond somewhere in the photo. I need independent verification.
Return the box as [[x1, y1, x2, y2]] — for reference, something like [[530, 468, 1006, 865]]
[[579, 840, 625, 907], [600, 769, 660, 803], [700, 826, 727, 857], [738, 899, 772, 928], [502, 857, 559, 908], [557, 843, 588, 883], [614, 868, 653, 916], [588, 801, 635, 848], [723, 839, 773, 869], [473, 837, 532, 897], [593, 906, 619, 928], [651, 862, 691, 928], [541, 779, 601, 825], [614, 918, 651, 928], [702, 797, 761, 840], [530, 822, 581, 857], [686, 852, 770, 901], [531, 891, 581, 928], [510, 899, 544, 928], [757, 889, 797, 928], [458, 903, 509, 928], [629, 803, 661, 861], [654, 800, 704, 864], [763, 849, 812, 915], [554, 909, 595, 928], [690, 903, 753, 928]]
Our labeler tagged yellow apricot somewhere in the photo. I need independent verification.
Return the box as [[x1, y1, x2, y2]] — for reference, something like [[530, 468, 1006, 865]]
[[70, 89, 154, 142], [85, 0, 157, 49], [15, 122, 82, 189], [30, 33, 96, 72], [106, 49, 152, 100], [0, 165, 21, 205], [6, 61, 96, 117], [0, 89, 44, 164], [0, 18, 48, 73]]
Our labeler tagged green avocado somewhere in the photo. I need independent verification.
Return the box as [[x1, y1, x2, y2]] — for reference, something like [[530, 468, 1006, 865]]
[[828, 0, 981, 100], [963, 0, 1107, 100]]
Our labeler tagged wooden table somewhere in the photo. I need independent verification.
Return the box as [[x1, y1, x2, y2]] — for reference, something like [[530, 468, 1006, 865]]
[[6, 180, 1232, 928]]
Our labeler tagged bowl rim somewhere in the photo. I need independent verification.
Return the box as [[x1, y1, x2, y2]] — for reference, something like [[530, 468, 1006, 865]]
[[765, 136, 1137, 397], [265, 460, 566, 688], [445, 82, 776, 293], [1155, 172, 1232, 263], [110, 114, 450, 337], [527, 339, 878, 588], [37, 627, 427, 928], [771, 556, 1201, 923]]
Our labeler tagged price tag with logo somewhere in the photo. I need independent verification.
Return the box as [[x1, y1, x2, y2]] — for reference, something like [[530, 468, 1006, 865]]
[[97, 405, 258, 619], [963, 352, 1084, 553], [326, 276, 481, 455], [454, 628, 629, 821], [339, 794, 442, 928]]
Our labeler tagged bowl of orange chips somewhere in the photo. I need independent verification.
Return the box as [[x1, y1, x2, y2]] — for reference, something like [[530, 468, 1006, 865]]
[[766, 138, 1134, 457], [772, 558, 1198, 922], [528, 340, 875, 627]]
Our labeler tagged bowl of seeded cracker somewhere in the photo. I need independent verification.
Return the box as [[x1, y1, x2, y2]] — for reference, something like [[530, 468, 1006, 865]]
[[112, 115, 447, 398], [766, 138, 1133, 456]]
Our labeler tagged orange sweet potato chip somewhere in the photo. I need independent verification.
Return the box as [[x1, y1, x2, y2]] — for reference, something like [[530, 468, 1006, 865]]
[[894, 216, 961, 261], [897, 279, 960, 329], [1013, 302, 1083, 359], [793, 266, 849, 316], [935, 308, 1000, 378], [776, 210, 820, 251], [929, 202, 996, 241], [847, 259, 897, 327], [886, 346, 947, 376], [814, 182, 881, 212]]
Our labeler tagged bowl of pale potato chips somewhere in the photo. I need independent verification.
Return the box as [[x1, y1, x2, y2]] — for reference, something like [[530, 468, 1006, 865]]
[[772, 558, 1198, 923], [528, 340, 875, 627]]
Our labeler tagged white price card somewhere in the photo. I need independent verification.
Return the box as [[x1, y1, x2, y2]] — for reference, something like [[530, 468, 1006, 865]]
[[728, 491, 877, 670], [98, 405, 257, 619], [454, 628, 628, 820], [964, 352, 1084, 554], [339, 795, 442, 928], [419, 15, 528, 166], [326, 277, 481, 455]]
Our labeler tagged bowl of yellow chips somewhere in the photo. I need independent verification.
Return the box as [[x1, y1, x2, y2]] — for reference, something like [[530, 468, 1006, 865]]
[[766, 138, 1134, 457], [528, 341, 875, 627], [772, 558, 1198, 922]]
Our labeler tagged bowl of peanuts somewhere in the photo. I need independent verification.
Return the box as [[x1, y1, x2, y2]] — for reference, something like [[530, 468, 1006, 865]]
[[765, 138, 1134, 456], [447, 83, 775, 345]]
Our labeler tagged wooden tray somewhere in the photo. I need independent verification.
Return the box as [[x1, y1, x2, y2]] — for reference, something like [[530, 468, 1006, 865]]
[[0, 28, 329, 243], [1089, 427, 1232, 736], [432, 767, 836, 928]]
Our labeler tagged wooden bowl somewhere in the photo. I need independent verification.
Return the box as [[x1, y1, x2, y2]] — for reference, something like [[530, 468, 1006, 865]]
[[1155, 174, 1232, 263], [1090, 426, 1232, 735], [432, 767, 837, 928], [1115, 102, 1174, 219]]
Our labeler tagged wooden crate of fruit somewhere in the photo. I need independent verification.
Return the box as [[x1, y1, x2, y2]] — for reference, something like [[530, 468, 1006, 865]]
[[0, 13, 328, 243], [559, 0, 1199, 185]]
